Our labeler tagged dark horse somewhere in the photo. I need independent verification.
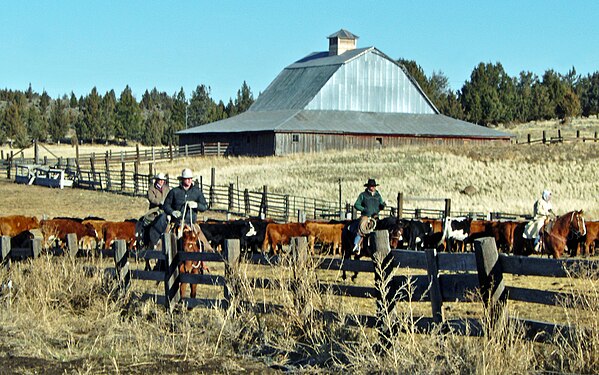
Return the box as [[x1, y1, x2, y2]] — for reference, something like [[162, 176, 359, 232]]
[[513, 210, 586, 258], [341, 216, 405, 282]]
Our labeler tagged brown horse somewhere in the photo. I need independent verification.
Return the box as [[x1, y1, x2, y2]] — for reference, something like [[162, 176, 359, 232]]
[[179, 225, 211, 299], [513, 210, 586, 258], [541, 210, 586, 258]]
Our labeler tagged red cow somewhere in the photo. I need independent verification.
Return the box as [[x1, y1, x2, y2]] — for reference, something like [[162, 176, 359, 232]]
[[262, 223, 310, 254], [40, 218, 97, 249], [582, 221, 599, 256], [103, 221, 137, 250], [306, 221, 344, 256], [0, 215, 40, 237]]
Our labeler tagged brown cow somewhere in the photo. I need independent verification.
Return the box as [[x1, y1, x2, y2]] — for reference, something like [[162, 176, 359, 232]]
[[306, 221, 344, 256], [103, 220, 137, 250], [0, 215, 40, 237], [487, 221, 519, 253], [262, 223, 310, 254], [582, 221, 599, 256], [81, 218, 106, 250], [40, 218, 97, 249]]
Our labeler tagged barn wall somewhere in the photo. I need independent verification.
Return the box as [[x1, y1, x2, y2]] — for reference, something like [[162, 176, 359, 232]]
[[274, 132, 509, 155], [179, 132, 275, 156]]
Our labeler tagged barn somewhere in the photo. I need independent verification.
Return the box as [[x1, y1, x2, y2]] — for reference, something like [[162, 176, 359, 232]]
[[178, 30, 513, 156]]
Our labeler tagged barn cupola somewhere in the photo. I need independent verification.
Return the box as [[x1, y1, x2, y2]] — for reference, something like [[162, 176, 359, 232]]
[[328, 29, 359, 56]]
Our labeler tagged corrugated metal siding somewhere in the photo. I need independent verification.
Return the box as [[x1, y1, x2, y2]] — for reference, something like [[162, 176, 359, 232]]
[[305, 51, 436, 113]]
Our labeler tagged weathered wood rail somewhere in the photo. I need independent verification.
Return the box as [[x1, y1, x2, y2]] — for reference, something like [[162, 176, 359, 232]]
[[2, 230, 596, 342]]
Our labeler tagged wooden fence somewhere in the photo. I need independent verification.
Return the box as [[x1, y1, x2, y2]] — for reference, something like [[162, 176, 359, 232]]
[[516, 129, 599, 145], [2, 231, 597, 342], [2, 231, 584, 343]]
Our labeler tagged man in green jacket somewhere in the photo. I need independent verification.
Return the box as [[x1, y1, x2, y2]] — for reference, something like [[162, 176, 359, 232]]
[[352, 178, 387, 254]]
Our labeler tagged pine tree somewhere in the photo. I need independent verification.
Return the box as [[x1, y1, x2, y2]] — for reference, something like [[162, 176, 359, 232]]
[[116, 85, 143, 142], [164, 88, 186, 145], [579, 72, 599, 118], [39, 90, 51, 114], [48, 99, 68, 143], [5, 101, 30, 148], [234, 81, 254, 113], [69, 92, 78, 108], [142, 109, 165, 146], [79, 87, 102, 142], [26, 105, 47, 141], [188, 84, 219, 126], [101, 90, 117, 142]]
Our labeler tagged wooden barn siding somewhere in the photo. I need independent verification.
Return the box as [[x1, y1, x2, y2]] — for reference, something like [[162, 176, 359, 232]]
[[274, 132, 510, 155], [180, 132, 509, 156], [179, 132, 275, 156]]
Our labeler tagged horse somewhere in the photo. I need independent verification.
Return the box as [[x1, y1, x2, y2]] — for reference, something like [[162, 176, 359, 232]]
[[178, 225, 211, 299], [513, 210, 586, 258], [340, 216, 405, 282]]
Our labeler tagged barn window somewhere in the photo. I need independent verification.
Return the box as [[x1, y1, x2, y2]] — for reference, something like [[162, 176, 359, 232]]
[[292, 134, 299, 142], [376, 137, 383, 145]]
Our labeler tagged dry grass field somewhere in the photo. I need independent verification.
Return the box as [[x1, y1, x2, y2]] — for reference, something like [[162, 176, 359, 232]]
[[1, 122, 599, 373]]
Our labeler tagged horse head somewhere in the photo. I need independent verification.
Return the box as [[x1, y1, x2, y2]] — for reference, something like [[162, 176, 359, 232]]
[[569, 210, 586, 238]]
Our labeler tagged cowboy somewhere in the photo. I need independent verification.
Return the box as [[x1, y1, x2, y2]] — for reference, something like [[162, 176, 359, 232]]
[[523, 189, 556, 252], [352, 178, 387, 254], [147, 172, 170, 210], [163, 168, 207, 225]]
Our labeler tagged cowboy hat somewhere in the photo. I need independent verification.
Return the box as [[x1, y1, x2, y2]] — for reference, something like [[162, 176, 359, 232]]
[[364, 178, 379, 187], [154, 172, 166, 180], [178, 168, 193, 179]]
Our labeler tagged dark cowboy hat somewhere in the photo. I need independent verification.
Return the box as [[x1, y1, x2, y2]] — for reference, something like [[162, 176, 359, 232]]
[[364, 178, 379, 187]]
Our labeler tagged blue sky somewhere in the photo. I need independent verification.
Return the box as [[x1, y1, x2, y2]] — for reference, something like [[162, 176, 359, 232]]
[[1, 1, 597, 103]]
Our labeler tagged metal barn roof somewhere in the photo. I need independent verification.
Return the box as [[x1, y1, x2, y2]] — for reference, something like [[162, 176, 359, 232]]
[[178, 110, 512, 139]]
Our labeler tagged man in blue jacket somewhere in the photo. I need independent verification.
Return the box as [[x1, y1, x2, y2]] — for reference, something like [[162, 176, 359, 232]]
[[352, 178, 386, 254]]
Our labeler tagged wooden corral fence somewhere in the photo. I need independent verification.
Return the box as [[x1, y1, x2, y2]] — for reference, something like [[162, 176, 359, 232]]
[[516, 129, 599, 145], [85, 232, 595, 342]]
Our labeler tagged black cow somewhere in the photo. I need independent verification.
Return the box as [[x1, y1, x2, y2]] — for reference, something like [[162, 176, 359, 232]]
[[199, 219, 267, 253], [400, 219, 433, 250]]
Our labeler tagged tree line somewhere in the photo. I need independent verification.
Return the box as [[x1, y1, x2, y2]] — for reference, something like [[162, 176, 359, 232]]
[[2, 60, 599, 149], [400, 60, 599, 125], [0, 81, 254, 148]]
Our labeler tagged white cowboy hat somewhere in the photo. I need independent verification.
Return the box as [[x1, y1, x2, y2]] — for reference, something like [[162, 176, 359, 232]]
[[154, 172, 166, 180], [178, 168, 193, 179]]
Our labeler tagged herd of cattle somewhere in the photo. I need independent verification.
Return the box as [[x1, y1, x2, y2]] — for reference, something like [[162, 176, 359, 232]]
[[1, 214, 598, 259]]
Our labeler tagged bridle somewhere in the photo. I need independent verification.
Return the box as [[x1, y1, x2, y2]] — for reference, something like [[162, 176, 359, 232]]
[[569, 211, 586, 238]]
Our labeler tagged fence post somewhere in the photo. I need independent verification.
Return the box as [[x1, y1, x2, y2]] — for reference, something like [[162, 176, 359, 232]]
[[223, 238, 241, 310], [113, 240, 130, 297], [595, 131, 598, 143], [351, 206, 357, 220], [297, 210, 306, 223], [133, 162, 139, 195], [169, 144, 173, 162], [90, 157, 97, 187], [284, 195, 290, 223], [444, 198, 451, 219], [228, 183, 234, 213], [76, 143, 80, 166], [104, 153, 111, 190], [397, 192, 404, 218], [290, 236, 311, 317], [1, 236, 11, 270], [260, 185, 268, 218], [217, 142, 221, 156], [209, 168, 216, 209], [372, 230, 395, 347], [557, 129, 562, 142], [527, 134, 531, 144], [163, 233, 180, 312], [576, 130, 580, 140], [135, 144, 140, 164], [425, 249, 444, 324], [415, 208, 422, 219], [120, 162, 126, 192], [66, 233, 78, 258], [244, 189, 250, 217], [474, 237, 506, 323], [542, 130, 546, 144], [7, 157, 12, 180], [34, 140, 39, 164]]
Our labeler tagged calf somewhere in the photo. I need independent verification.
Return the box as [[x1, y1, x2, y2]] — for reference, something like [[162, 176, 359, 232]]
[[81, 218, 106, 250], [40, 218, 97, 250], [306, 221, 344, 256], [262, 223, 310, 254], [179, 227, 210, 299], [0, 215, 40, 237], [401, 219, 433, 250]]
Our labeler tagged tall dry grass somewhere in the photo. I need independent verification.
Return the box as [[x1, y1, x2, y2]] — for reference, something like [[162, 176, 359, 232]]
[[1, 251, 599, 373], [161, 141, 599, 219]]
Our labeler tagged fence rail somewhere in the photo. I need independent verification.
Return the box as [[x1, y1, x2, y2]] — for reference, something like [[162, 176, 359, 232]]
[[516, 129, 599, 145], [2, 232, 596, 343]]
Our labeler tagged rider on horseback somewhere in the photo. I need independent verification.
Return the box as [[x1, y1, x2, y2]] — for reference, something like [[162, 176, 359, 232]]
[[524, 189, 556, 253], [352, 178, 387, 254]]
